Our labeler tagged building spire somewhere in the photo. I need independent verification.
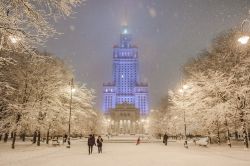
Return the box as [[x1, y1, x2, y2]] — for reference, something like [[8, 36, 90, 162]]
[[122, 28, 128, 34], [122, 0, 128, 26]]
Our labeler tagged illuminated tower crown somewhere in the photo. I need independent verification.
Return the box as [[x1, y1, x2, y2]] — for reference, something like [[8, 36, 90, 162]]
[[103, 28, 149, 116]]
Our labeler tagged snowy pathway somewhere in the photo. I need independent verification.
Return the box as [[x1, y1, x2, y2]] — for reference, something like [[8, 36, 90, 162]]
[[0, 140, 250, 166]]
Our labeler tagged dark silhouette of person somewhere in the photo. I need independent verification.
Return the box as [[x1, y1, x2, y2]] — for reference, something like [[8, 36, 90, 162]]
[[97, 136, 103, 153], [163, 133, 169, 146], [136, 136, 141, 145], [88, 134, 96, 155], [63, 134, 67, 143]]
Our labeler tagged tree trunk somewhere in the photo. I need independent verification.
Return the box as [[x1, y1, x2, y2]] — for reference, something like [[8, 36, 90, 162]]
[[11, 132, 16, 149], [225, 118, 231, 147], [216, 121, 220, 144], [46, 129, 50, 144], [240, 110, 249, 148], [33, 131, 37, 144], [4, 133, 9, 142], [209, 136, 212, 144], [243, 123, 249, 148], [217, 130, 220, 144], [207, 131, 212, 144], [0, 134, 2, 141], [37, 130, 41, 146], [22, 133, 26, 142], [12, 113, 21, 148], [234, 131, 238, 140]]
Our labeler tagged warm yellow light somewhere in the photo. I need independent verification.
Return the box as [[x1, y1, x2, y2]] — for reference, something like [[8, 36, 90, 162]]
[[141, 119, 145, 123], [183, 85, 189, 90], [9, 35, 20, 44], [238, 35, 250, 45], [72, 88, 76, 93], [179, 89, 184, 93]]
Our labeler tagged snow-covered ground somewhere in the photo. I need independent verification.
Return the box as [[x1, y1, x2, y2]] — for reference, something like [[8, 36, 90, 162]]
[[0, 139, 250, 166]]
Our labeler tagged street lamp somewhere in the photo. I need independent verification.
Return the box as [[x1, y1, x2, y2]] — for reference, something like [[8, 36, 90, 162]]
[[140, 119, 146, 135], [173, 116, 178, 139], [236, 18, 250, 148], [107, 119, 111, 134], [9, 35, 20, 44], [179, 84, 190, 148], [238, 35, 249, 45], [238, 19, 250, 45], [67, 78, 75, 148]]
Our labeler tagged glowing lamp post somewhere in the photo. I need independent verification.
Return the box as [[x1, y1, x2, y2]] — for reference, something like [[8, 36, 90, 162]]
[[179, 84, 190, 149], [9, 35, 20, 44], [237, 19, 250, 148], [107, 119, 111, 134], [238, 35, 249, 45], [67, 78, 75, 148], [238, 19, 250, 45], [140, 119, 145, 135]]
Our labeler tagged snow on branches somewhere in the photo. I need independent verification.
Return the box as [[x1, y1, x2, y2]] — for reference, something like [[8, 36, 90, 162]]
[[0, 50, 96, 148], [0, 0, 83, 54], [167, 30, 250, 142]]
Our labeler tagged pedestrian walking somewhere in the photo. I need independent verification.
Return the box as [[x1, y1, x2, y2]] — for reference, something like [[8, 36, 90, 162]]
[[88, 134, 96, 155], [227, 138, 231, 148], [97, 136, 103, 153], [136, 136, 141, 145], [163, 133, 169, 146], [63, 134, 67, 144]]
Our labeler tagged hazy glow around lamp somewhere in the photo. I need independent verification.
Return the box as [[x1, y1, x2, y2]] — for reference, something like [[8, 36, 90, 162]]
[[238, 35, 250, 45], [9, 35, 20, 44]]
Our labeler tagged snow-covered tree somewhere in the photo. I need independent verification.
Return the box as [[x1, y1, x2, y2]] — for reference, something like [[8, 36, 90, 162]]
[[148, 96, 171, 138], [166, 30, 250, 146], [0, 50, 96, 148], [0, 0, 83, 54]]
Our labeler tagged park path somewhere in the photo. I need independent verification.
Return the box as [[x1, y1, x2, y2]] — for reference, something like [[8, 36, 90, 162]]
[[0, 140, 250, 166]]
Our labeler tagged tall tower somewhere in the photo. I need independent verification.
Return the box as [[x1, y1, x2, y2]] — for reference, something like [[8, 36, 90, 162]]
[[103, 28, 149, 116]]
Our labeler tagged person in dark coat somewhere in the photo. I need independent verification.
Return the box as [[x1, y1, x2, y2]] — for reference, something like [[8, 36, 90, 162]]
[[163, 133, 169, 146], [97, 136, 103, 153], [63, 134, 67, 144], [88, 134, 96, 155], [136, 136, 141, 145]]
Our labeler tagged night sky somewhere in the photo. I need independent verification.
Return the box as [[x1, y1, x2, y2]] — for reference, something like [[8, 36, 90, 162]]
[[45, 0, 250, 110]]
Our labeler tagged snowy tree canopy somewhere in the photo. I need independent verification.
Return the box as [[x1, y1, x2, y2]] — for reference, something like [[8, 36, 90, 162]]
[[148, 96, 172, 137], [0, 0, 83, 53], [165, 29, 250, 142], [0, 50, 98, 148]]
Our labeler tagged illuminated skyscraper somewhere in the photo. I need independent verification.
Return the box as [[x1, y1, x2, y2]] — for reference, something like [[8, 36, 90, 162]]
[[103, 28, 149, 116]]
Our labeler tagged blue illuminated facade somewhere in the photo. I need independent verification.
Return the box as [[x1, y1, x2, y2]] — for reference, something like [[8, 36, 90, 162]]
[[103, 29, 149, 116]]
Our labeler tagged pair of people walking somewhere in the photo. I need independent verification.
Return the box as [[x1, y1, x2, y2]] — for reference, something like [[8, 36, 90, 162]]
[[87, 135, 103, 155]]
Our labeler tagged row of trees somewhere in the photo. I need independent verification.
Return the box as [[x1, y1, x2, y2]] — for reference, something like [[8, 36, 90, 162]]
[[0, 0, 100, 149], [0, 50, 99, 149], [151, 30, 250, 147]]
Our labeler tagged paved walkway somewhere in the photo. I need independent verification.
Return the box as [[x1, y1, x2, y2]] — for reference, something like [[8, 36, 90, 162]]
[[0, 140, 250, 166]]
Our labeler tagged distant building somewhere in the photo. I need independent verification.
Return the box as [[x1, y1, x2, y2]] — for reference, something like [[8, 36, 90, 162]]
[[103, 28, 149, 116], [109, 103, 140, 134]]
